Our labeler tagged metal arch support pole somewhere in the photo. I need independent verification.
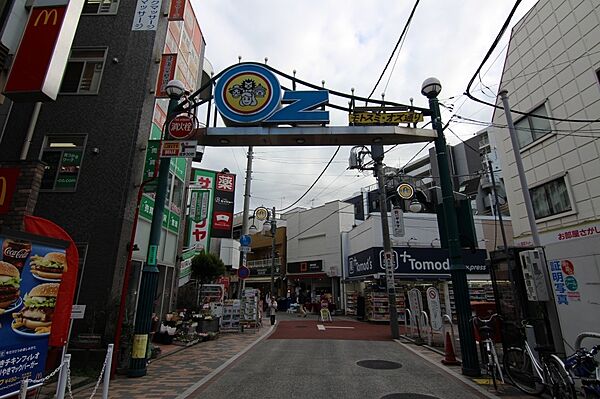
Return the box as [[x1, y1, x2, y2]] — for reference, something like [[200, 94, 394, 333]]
[[239, 146, 254, 298], [102, 344, 114, 399]]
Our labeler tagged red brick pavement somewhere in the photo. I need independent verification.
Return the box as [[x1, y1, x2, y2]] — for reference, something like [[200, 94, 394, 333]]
[[70, 327, 271, 399], [268, 319, 395, 341]]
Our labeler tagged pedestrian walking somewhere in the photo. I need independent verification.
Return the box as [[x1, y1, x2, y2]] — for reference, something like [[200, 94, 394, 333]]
[[269, 297, 278, 325], [297, 290, 307, 317]]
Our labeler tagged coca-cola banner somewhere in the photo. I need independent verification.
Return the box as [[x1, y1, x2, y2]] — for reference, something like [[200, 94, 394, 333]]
[[0, 229, 69, 397]]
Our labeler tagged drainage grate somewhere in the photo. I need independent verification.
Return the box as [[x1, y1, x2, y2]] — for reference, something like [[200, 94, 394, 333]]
[[356, 360, 402, 370], [380, 394, 440, 399]]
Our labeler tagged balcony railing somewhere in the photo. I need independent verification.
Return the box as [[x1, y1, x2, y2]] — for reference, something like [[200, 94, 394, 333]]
[[246, 257, 283, 269]]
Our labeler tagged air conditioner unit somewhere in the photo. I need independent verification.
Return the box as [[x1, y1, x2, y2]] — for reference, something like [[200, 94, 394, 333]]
[[519, 249, 550, 302]]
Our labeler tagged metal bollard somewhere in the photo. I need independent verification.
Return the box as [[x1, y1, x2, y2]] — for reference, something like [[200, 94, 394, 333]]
[[404, 309, 413, 337], [56, 354, 70, 399], [421, 311, 432, 346], [103, 344, 114, 399], [18, 379, 28, 399]]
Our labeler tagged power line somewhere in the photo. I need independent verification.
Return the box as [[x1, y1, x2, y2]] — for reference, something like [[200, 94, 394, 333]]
[[279, 146, 341, 212], [368, 0, 421, 99], [464, 0, 600, 124]]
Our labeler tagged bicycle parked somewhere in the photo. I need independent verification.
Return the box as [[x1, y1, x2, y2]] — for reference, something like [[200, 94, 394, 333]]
[[503, 321, 576, 398], [564, 332, 600, 398], [471, 313, 504, 390]]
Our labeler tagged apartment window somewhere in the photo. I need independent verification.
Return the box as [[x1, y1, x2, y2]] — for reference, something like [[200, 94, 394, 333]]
[[83, 0, 119, 14], [514, 104, 552, 148], [530, 176, 572, 219], [60, 48, 107, 94], [40, 135, 86, 191]]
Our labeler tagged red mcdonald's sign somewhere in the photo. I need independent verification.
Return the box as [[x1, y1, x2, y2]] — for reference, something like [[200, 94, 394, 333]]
[[4, 1, 85, 102], [0, 168, 20, 215]]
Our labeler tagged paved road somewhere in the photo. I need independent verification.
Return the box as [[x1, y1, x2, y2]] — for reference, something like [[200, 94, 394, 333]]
[[192, 320, 489, 399]]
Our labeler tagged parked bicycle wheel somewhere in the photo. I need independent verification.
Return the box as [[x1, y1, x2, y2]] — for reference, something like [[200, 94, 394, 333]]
[[546, 356, 577, 399], [486, 343, 498, 390], [503, 347, 545, 395]]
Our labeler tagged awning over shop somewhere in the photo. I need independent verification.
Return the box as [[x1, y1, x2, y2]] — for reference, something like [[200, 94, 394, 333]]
[[244, 276, 279, 283]]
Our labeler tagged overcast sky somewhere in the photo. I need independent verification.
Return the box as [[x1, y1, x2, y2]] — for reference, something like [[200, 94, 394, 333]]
[[189, 0, 538, 214]]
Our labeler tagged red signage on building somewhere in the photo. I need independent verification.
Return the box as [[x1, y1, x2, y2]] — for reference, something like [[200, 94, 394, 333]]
[[0, 168, 20, 214], [169, 0, 186, 21], [4, 1, 84, 102], [168, 114, 194, 139], [156, 54, 178, 98]]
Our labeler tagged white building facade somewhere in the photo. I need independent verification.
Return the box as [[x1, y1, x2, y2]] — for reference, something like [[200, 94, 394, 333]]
[[492, 0, 600, 348]]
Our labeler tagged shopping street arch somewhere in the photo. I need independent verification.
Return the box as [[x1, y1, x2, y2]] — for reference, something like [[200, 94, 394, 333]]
[[181, 62, 438, 146]]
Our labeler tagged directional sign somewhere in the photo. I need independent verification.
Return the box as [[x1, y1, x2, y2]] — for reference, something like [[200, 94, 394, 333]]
[[160, 140, 197, 158], [168, 114, 195, 139], [238, 266, 250, 280], [240, 234, 252, 246], [240, 245, 251, 253]]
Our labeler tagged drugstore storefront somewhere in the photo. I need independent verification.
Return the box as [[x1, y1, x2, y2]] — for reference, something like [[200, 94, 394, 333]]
[[344, 247, 492, 322]]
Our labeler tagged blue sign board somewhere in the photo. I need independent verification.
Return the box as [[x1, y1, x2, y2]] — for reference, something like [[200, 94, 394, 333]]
[[347, 247, 488, 279], [238, 266, 250, 280], [240, 234, 251, 247], [214, 63, 329, 126]]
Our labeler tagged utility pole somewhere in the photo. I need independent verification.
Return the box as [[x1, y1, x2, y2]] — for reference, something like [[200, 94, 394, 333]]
[[371, 144, 400, 339], [270, 207, 276, 297], [422, 77, 480, 376], [487, 159, 508, 251], [239, 146, 254, 298]]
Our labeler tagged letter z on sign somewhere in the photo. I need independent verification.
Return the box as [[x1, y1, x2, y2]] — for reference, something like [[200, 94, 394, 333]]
[[160, 140, 197, 158]]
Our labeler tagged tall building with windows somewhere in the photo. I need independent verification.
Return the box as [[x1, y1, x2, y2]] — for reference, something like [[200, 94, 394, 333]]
[[0, 0, 207, 357], [492, 0, 600, 348]]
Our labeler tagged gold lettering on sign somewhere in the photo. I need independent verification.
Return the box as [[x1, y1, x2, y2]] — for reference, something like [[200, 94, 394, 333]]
[[0, 177, 6, 205], [34, 9, 58, 27]]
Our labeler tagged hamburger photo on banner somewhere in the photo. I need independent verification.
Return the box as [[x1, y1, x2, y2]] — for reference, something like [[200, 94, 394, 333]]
[[30, 252, 67, 280], [13, 283, 58, 333], [0, 261, 20, 313]]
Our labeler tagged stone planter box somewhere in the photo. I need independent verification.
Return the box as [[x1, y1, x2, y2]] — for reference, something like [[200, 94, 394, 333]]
[[196, 318, 220, 333]]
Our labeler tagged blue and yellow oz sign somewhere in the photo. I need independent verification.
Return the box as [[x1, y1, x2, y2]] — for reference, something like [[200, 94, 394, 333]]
[[214, 63, 329, 126], [215, 64, 282, 125]]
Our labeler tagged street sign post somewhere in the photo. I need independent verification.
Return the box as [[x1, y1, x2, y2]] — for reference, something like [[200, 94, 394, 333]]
[[240, 245, 251, 253], [240, 234, 251, 247], [160, 140, 197, 158], [168, 114, 194, 139], [238, 266, 250, 280], [426, 287, 443, 331]]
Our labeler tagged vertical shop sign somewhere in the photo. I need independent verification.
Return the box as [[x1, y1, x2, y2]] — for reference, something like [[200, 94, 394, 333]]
[[168, 0, 185, 20], [426, 287, 443, 331], [4, 1, 85, 102], [132, 0, 162, 31], [188, 169, 216, 252], [142, 140, 160, 193], [408, 288, 423, 315], [156, 54, 177, 98], [211, 173, 236, 238], [0, 168, 20, 214], [0, 227, 74, 397], [549, 259, 581, 304]]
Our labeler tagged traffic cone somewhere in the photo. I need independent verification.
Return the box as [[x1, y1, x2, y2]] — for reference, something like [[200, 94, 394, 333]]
[[441, 331, 461, 365]]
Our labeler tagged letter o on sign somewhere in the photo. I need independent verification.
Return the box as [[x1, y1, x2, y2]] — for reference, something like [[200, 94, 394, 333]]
[[168, 115, 195, 139]]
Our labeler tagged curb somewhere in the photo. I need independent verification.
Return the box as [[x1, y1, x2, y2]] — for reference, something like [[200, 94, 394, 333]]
[[175, 325, 275, 399], [394, 339, 500, 399]]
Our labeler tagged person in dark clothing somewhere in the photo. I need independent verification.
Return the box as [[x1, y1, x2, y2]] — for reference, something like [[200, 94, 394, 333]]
[[297, 291, 308, 317]]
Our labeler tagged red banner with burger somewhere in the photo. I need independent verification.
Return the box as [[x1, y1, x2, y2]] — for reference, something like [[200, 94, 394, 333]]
[[0, 219, 76, 397]]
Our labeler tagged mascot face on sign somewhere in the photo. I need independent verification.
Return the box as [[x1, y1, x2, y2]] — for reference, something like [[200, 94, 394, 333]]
[[228, 79, 267, 107]]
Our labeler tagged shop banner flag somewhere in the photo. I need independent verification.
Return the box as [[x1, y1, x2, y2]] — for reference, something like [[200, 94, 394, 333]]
[[24, 216, 79, 346], [211, 172, 235, 238], [0, 225, 73, 397]]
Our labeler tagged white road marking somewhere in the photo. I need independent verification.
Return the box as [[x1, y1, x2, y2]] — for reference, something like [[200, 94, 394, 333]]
[[316, 325, 355, 330]]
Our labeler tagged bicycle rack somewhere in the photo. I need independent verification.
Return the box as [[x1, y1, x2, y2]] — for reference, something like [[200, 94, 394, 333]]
[[443, 314, 456, 351], [575, 332, 600, 350], [421, 311, 432, 346]]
